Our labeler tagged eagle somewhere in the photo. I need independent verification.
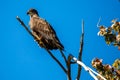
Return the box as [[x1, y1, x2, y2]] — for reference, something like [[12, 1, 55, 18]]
[[27, 8, 64, 50]]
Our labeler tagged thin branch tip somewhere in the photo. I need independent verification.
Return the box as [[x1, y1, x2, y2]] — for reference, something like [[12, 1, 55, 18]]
[[97, 17, 101, 27], [81, 20, 84, 34], [76, 19, 84, 80], [16, 16, 19, 18]]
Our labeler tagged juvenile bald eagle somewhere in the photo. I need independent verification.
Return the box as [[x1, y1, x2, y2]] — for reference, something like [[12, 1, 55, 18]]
[[27, 8, 64, 50]]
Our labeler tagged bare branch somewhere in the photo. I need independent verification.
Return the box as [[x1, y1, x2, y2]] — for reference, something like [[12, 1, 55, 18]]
[[67, 55, 73, 80], [16, 16, 33, 36], [97, 17, 101, 27], [16, 16, 67, 74], [76, 20, 84, 80], [46, 49, 67, 74], [60, 50, 68, 65], [70, 61, 76, 64]]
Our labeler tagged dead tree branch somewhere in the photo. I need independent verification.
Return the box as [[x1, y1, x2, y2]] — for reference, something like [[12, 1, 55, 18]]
[[67, 55, 73, 80], [46, 49, 67, 74], [16, 16, 67, 74], [60, 50, 68, 66], [76, 20, 84, 80]]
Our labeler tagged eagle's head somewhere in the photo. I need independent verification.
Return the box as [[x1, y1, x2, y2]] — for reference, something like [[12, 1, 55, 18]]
[[27, 8, 39, 17]]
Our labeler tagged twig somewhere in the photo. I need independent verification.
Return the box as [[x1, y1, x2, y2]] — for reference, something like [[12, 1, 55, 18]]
[[60, 50, 68, 65], [16, 16, 67, 74], [70, 61, 76, 64], [46, 49, 67, 74], [16, 16, 33, 36], [67, 55, 73, 80], [76, 20, 84, 80], [97, 17, 101, 27], [16, 16, 40, 40]]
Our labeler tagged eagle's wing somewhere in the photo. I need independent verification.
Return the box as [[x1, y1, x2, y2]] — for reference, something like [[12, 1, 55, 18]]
[[31, 17, 64, 50], [37, 18, 58, 40]]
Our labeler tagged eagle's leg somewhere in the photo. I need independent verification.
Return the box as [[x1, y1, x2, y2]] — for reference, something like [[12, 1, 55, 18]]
[[35, 38, 45, 48], [32, 32, 45, 48], [38, 40, 44, 47], [36, 38, 45, 48], [32, 32, 41, 41]]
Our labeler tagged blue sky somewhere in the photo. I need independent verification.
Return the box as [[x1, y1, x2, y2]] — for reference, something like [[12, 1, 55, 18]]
[[0, 0, 120, 80]]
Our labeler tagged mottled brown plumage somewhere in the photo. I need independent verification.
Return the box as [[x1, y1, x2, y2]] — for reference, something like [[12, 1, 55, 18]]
[[27, 8, 64, 50]]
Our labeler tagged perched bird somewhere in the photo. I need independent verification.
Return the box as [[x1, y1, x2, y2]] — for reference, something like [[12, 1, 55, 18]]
[[27, 8, 64, 50]]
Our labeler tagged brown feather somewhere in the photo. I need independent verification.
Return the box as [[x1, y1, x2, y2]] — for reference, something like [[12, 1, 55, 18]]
[[28, 10, 64, 50]]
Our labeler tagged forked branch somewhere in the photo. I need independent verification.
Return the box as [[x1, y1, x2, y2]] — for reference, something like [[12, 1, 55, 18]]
[[76, 20, 84, 80]]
